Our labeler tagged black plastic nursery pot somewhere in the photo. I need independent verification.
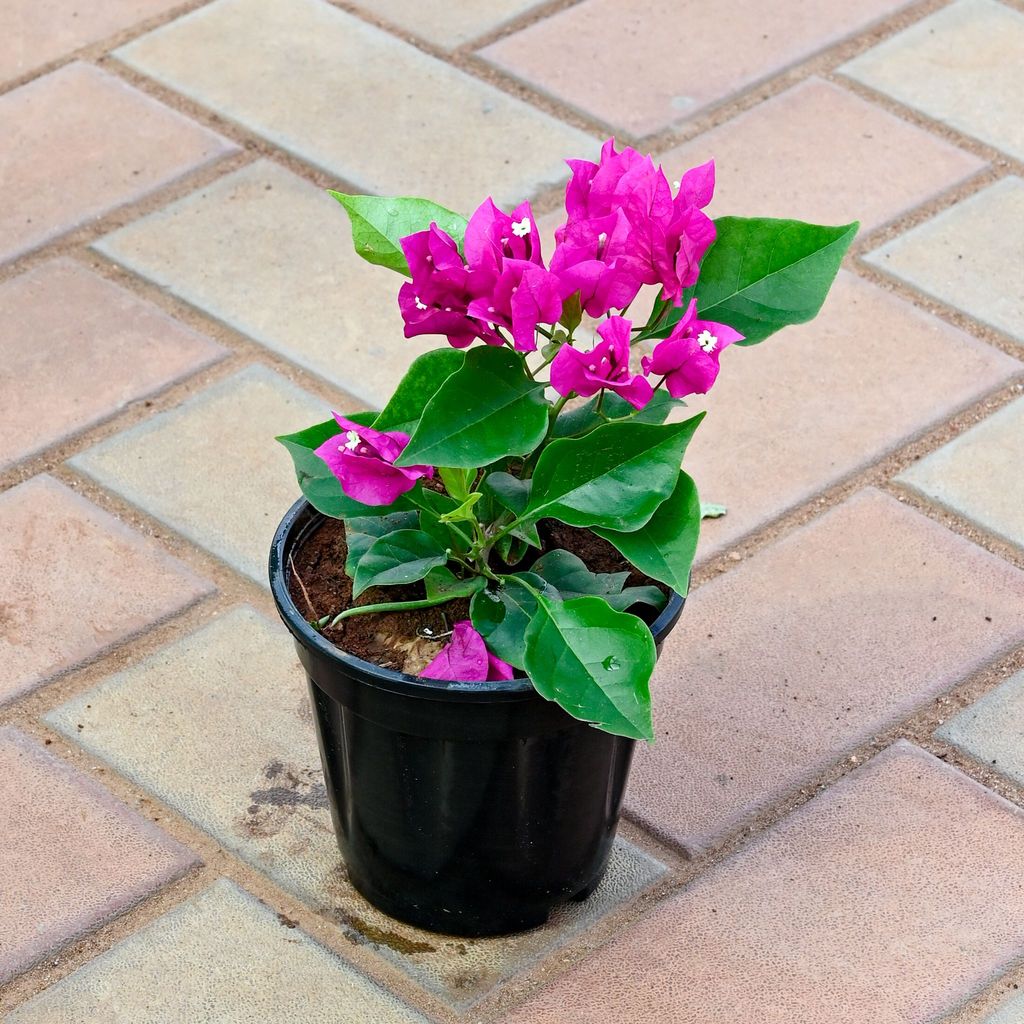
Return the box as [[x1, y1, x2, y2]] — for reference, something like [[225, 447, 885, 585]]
[[270, 497, 685, 937]]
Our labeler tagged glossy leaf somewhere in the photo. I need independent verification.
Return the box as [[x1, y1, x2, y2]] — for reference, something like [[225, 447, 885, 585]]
[[372, 349, 465, 435], [424, 568, 487, 601], [343, 512, 418, 577], [595, 471, 700, 595], [398, 347, 549, 469], [329, 193, 467, 275], [553, 390, 684, 439], [524, 414, 704, 532], [412, 490, 469, 554], [483, 471, 540, 547], [530, 549, 665, 612], [470, 572, 556, 669], [352, 529, 448, 597], [523, 594, 656, 740], [438, 492, 483, 523]]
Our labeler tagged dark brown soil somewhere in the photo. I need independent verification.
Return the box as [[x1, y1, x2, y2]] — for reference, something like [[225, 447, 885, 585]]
[[287, 517, 668, 675]]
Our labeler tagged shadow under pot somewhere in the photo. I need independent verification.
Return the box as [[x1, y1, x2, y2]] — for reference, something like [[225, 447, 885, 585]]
[[269, 497, 685, 937]]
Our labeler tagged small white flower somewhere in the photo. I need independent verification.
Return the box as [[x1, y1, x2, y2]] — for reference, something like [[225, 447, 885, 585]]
[[414, 295, 427, 310], [697, 329, 718, 353], [511, 217, 532, 237], [343, 430, 361, 451]]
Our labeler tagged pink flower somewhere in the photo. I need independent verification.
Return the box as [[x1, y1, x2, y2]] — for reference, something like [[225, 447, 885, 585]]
[[463, 198, 544, 274], [420, 621, 515, 682], [467, 259, 562, 353], [398, 223, 500, 349], [315, 414, 433, 506], [641, 300, 743, 398], [550, 316, 653, 410]]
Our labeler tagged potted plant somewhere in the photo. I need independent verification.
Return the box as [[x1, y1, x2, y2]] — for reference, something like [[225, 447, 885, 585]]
[[270, 139, 856, 936]]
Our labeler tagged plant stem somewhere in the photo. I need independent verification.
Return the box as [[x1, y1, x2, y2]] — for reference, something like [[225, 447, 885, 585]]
[[325, 593, 461, 628]]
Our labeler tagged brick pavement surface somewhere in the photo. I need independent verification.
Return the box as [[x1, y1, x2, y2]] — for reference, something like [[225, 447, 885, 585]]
[[2, 0, 1023, 1020]]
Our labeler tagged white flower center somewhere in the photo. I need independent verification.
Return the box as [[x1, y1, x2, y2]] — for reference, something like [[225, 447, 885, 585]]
[[343, 430, 361, 451], [414, 295, 427, 310], [511, 217, 531, 237], [697, 329, 718, 353]]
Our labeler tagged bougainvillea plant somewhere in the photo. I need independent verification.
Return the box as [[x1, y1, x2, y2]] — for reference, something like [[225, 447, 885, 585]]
[[279, 139, 857, 741]]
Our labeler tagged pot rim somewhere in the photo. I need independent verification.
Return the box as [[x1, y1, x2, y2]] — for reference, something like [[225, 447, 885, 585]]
[[269, 496, 685, 701]]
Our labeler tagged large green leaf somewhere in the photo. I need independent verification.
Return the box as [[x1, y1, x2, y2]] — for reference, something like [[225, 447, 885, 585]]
[[344, 512, 418, 576], [329, 193, 467, 275], [595, 471, 700, 595], [652, 216, 857, 345], [523, 594, 657, 740], [351, 529, 448, 597], [470, 572, 557, 669], [483, 472, 540, 547], [398, 347, 549, 469], [530, 549, 665, 613], [523, 414, 704, 532], [372, 349, 465, 435], [276, 412, 409, 518], [552, 390, 684, 439]]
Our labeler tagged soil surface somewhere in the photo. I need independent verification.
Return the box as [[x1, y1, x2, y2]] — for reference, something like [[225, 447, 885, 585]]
[[287, 516, 668, 676]]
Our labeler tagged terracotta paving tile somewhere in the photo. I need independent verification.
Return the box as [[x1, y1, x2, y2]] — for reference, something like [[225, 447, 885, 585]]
[[0, 0, 190, 85], [0, 62, 236, 265], [115, 0, 597, 212], [351, 0, 547, 48], [626, 488, 1024, 852], [70, 365, 331, 586], [94, 161, 435, 408], [5, 879, 427, 1023], [865, 176, 1024, 346], [841, 0, 1024, 162], [936, 670, 1024, 789], [898, 395, 1024, 552], [46, 606, 666, 1008], [680, 271, 1019, 561], [480, 0, 912, 137], [0, 475, 213, 707], [0, 727, 198, 985], [656, 77, 985, 231], [0, 260, 225, 471], [503, 742, 1024, 1024]]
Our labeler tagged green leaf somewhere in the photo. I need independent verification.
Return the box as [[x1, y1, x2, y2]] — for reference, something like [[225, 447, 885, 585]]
[[373, 349, 465, 435], [701, 502, 727, 519], [424, 568, 487, 601], [329, 193, 467, 275], [411, 490, 469, 554], [530, 549, 665, 613], [595, 471, 700, 595], [276, 412, 409, 518], [654, 216, 857, 345], [398, 347, 550, 469], [552, 390, 684, 439], [438, 492, 482, 523], [470, 573, 557, 669], [523, 594, 656, 741], [483, 472, 541, 547], [352, 529, 448, 597], [524, 414, 705, 532], [438, 466, 473, 501], [344, 512, 418, 576]]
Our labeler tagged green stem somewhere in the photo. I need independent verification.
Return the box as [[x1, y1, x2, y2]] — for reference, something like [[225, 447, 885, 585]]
[[324, 593, 460, 628]]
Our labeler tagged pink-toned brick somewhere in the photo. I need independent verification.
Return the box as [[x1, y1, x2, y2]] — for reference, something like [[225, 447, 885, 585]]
[[627, 488, 1024, 852], [0, 62, 236, 265], [657, 78, 985, 231], [0, 260, 225, 471], [0, 727, 198, 983], [0, 476, 213, 706], [480, 0, 912, 136], [684, 272, 1020, 561], [0, 0, 192, 85], [504, 742, 1024, 1024]]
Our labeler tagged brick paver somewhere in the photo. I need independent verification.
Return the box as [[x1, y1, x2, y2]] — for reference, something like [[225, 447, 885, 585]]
[[46, 605, 666, 1007], [0, 727, 198, 984], [936, 670, 1024, 788], [627, 488, 1024, 851], [353, 0, 547, 48], [683, 272, 1019, 560], [0, 0, 190, 85], [115, 0, 597, 211], [0, 259, 225, 471], [480, 0, 912, 136], [841, 0, 1024, 162], [656, 77, 985, 231], [0, 476, 213, 707], [5, 879, 427, 1023], [94, 161, 435, 407], [866, 177, 1024, 346], [504, 742, 1024, 1023], [0, 62, 236, 265], [70, 366, 330, 585], [898, 396, 1024, 552]]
